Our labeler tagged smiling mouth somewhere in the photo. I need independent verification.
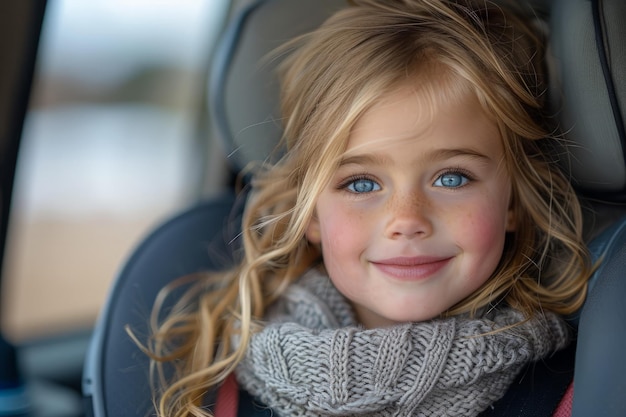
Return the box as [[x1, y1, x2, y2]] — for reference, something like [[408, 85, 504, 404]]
[[371, 256, 452, 280]]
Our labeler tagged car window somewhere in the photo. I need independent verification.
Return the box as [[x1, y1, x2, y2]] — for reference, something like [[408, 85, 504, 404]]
[[1, 0, 229, 342]]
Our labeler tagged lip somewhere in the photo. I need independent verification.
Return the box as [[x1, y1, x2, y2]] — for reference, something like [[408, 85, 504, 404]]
[[371, 256, 452, 281]]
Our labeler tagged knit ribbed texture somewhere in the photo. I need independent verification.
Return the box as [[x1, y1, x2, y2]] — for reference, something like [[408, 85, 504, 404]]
[[236, 269, 570, 416]]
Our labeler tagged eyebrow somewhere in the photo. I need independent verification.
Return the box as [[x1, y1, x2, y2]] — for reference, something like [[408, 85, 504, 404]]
[[339, 147, 492, 167], [427, 148, 493, 162], [339, 153, 391, 167]]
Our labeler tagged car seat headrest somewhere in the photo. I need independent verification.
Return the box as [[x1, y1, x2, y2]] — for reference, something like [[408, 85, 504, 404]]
[[210, 0, 346, 172], [210, 0, 626, 201], [549, 0, 626, 200]]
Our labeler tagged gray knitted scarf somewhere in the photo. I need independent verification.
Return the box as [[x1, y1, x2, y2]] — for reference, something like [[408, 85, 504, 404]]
[[235, 269, 571, 416]]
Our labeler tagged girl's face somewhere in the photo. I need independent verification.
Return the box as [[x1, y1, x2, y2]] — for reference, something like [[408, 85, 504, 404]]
[[305, 84, 516, 328]]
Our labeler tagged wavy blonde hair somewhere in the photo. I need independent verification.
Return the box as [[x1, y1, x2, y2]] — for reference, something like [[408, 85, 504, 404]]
[[137, 1, 592, 415]]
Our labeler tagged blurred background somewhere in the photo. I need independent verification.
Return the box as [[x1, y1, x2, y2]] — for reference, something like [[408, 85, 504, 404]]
[[1, 0, 229, 342]]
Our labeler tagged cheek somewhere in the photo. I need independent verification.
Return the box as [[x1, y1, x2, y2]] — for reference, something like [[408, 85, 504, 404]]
[[454, 199, 509, 262], [319, 210, 359, 252], [316, 203, 370, 266], [471, 210, 502, 244]]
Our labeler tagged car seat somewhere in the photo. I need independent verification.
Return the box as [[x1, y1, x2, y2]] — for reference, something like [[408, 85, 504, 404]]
[[82, 0, 626, 416]]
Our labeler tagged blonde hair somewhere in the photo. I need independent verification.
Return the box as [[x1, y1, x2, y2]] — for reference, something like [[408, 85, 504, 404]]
[[138, 1, 592, 415]]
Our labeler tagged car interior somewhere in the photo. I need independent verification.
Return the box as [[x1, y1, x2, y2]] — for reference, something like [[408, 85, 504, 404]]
[[1, 0, 625, 416]]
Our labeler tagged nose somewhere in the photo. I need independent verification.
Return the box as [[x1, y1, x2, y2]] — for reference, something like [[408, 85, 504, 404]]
[[384, 193, 433, 239]]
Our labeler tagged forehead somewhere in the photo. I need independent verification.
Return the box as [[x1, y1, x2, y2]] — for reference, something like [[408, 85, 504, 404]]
[[345, 80, 503, 160]]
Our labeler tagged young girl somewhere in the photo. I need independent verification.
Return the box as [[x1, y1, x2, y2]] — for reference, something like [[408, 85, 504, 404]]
[[141, 1, 592, 416]]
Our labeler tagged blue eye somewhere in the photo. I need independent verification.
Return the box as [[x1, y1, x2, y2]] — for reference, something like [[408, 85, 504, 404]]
[[433, 172, 469, 188], [346, 178, 381, 193]]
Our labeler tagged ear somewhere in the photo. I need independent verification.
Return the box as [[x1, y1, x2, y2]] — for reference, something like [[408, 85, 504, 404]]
[[305, 214, 322, 244], [505, 207, 516, 232]]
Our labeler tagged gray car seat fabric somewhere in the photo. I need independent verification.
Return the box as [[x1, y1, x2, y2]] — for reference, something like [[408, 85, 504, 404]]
[[83, 192, 244, 417], [549, 0, 626, 196], [210, 0, 347, 171], [572, 216, 626, 417], [84, 0, 626, 416]]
